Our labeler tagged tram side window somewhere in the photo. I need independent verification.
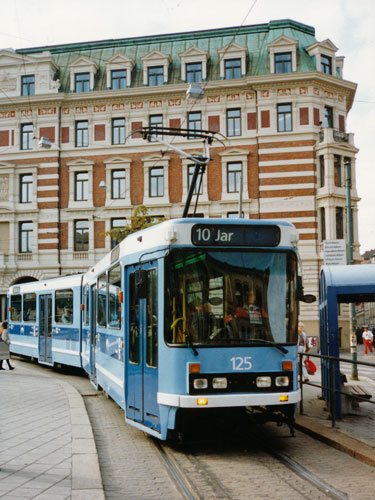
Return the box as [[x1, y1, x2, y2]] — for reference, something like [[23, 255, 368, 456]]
[[108, 264, 121, 329], [10, 295, 22, 321], [83, 286, 89, 326], [55, 289, 73, 324], [97, 273, 107, 327], [23, 293, 36, 322], [146, 268, 158, 368], [129, 272, 140, 364]]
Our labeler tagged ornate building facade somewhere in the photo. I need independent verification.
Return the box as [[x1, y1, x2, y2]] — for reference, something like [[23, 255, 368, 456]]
[[0, 20, 359, 339]]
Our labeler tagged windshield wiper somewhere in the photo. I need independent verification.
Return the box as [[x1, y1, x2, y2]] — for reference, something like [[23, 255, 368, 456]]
[[184, 331, 199, 357], [248, 338, 288, 354]]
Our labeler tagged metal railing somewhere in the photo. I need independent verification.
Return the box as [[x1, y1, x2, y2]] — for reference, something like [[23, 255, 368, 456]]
[[299, 352, 375, 427]]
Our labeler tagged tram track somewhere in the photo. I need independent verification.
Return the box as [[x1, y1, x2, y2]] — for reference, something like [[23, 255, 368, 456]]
[[153, 427, 350, 500]]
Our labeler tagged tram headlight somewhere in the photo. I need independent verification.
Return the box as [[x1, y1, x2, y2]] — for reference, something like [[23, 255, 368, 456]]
[[256, 376, 271, 388], [212, 377, 227, 389], [275, 376, 289, 387], [193, 378, 208, 390]]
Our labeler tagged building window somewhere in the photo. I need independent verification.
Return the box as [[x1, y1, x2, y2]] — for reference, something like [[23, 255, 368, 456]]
[[149, 114, 163, 141], [224, 58, 241, 79], [336, 207, 344, 239], [111, 170, 125, 199], [187, 111, 201, 139], [321, 54, 332, 75], [75, 72, 90, 92], [275, 52, 292, 73], [334, 155, 342, 187], [20, 174, 33, 203], [187, 165, 203, 195], [186, 62, 202, 83], [21, 123, 33, 150], [75, 121, 88, 147], [19, 221, 33, 253], [148, 66, 163, 86], [112, 118, 125, 145], [319, 156, 325, 188], [227, 162, 242, 193], [74, 220, 89, 251], [111, 218, 126, 248], [277, 104, 292, 132], [227, 109, 241, 137], [320, 207, 326, 241], [75, 172, 88, 201], [21, 75, 35, 96], [111, 69, 127, 89], [149, 167, 164, 197], [324, 106, 333, 128]]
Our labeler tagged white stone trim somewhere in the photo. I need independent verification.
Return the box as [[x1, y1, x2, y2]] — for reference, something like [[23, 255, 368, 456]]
[[218, 42, 247, 78], [267, 35, 299, 74], [105, 54, 134, 88], [142, 153, 170, 205], [219, 148, 249, 201], [68, 55, 98, 92], [67, 159, 94, 209], [141, 50, 171, 86], [259, 183, 315, 191], [180, 153, 208, 203], [104, 156, 132, 208], [179, 46, 209, 81]]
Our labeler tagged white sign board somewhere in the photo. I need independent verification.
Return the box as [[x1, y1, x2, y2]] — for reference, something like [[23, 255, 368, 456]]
[[323, 239, 347, 265]]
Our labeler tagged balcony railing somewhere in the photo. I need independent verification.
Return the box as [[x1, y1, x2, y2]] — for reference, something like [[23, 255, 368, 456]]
[[319, 127, 350, 144], [16, 253, 32, 261], [73, 252, 89, 260]]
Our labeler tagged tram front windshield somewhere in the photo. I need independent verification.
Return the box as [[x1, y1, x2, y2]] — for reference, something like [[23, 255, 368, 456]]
[[165, 249, 297, 346]]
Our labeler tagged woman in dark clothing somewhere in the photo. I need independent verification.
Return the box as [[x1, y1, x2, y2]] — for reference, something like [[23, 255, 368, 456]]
[[0, 321, 15, 370]]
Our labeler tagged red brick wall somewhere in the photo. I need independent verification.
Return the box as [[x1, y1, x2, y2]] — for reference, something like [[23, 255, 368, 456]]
[[313, 108, 320, 126], [338, 114, 345, 132], [60, 222, 68, 249], [0, 130, 9, 146], [131, 121, 143, 138], [39, 126, 55, 144], [299, 107, 309, 125], [61, 127, 70, 143], [94, 220, 105, 248], [208, 115, 220, 132], [169, 118, 181, 129], [261, 110, 270, 128], [94, 124, 106, 141], [247, 113, 257, 130]]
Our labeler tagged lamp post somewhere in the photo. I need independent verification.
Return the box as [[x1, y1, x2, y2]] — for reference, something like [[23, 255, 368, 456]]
[[345, 157, 358, 380]]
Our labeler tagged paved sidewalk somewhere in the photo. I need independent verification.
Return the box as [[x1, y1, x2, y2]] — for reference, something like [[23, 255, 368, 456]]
[[0, 361, 104, 500], [296, 344, 375, 467]]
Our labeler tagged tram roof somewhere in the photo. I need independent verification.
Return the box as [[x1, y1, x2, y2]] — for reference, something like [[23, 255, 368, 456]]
[[9, 274, 83, 294]]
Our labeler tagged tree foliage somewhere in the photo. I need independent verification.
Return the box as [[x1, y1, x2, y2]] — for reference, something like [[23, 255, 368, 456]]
[[102, 205, 166, 245]]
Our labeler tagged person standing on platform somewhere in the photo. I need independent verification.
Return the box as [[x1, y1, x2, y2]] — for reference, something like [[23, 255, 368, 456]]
[[298, 322, 309, 382], [362, 325, 374, 355], [0, 321, 15, 370]]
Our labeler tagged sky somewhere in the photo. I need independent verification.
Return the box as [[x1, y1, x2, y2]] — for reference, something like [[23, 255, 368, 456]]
[[1, 0, 374, 252]]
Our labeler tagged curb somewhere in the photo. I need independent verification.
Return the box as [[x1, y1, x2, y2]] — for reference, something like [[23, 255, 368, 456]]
[[295, 414, 375, 468], [60, 382, 105, 500]]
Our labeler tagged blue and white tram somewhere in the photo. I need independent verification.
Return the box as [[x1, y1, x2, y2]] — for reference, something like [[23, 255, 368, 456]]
[[8, 217, 309, 440], [8, 274, 83, 367]]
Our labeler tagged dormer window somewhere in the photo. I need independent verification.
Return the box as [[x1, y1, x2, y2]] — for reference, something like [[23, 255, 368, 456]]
[[21, 75, 34, 96], [148, 66, 163, 86], [111, 70, 126, 89], [306, 39, 338, 77], [186, 62, 202, 83], [75, 73, 90, 93], [268, 36, 298, 74], [321, 54, 332, 75], [274, 52, 292, 74], [105, 54, 134, 89], [224, 59, 241, 80], [218, 42, 247, 79], [69, 56, 98, 92], [141, 51, 171, 86]]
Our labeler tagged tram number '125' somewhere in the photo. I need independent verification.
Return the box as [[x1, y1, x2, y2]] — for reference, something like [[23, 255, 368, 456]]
[[230, 356, 252, 371]]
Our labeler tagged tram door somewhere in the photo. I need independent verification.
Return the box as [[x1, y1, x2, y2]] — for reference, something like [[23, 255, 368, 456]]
[[126, 263, 160, 432], [89, 285, 97, 384], [39, 294, 53, 364]]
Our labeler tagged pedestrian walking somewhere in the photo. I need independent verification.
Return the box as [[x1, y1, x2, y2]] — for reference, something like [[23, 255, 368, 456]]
[[362, 325, 374, 355], [0, 321, 15, 370], [298, 321, 310, 382]]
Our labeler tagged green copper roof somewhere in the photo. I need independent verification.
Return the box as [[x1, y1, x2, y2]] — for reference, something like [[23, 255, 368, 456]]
[[16, 19, 318, 91]]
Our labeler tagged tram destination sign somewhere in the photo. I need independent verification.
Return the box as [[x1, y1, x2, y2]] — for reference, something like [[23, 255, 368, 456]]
[[191, 224, 280, 247]]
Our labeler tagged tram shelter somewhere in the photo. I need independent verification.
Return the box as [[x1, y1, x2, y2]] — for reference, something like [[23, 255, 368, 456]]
[[319, 264, 375, 418]]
